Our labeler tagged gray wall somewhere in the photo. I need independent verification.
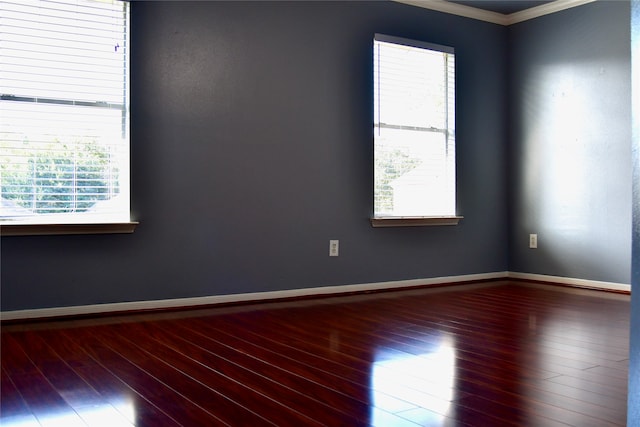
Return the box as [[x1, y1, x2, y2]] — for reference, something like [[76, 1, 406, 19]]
[[1, 1, 633, 313], [507, 1, 632, 284], [0, 1, 509, 311]]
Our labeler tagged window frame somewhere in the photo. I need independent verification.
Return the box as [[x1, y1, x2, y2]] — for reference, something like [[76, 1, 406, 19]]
[[0, 0, 136, 236], [371, 34, 462, 227]]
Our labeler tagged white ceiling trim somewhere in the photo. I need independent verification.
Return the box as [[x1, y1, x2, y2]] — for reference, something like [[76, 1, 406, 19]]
[[507, 0, 597, 24], [395, 0, 508, 24], [394, 0, 598, 26]]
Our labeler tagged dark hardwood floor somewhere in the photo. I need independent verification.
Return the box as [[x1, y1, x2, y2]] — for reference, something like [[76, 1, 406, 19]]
[[0, 281, 630, 426]]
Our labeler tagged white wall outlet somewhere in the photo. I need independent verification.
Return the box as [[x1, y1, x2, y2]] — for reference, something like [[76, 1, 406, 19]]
[[529, 234, 538, 249], [329, 240, 339, 257]]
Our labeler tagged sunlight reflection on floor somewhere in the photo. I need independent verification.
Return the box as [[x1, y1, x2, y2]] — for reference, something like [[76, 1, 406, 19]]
[[370, 334, 457, 425], [2, 397, 136, 427]]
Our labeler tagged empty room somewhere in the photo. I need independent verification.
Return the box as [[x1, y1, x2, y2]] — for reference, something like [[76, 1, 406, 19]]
[[2, 0, 640, 426]]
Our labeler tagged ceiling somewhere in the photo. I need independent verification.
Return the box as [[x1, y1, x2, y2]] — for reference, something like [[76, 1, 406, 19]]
[[447, 1, 554, 15]]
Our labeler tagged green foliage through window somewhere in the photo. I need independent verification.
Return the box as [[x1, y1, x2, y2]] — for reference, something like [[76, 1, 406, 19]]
[[1, 138, 119, 214], [374, 143, 422, 214]]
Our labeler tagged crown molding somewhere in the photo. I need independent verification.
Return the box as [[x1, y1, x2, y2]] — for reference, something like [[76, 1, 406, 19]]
[[507, 0, 597, 24], [395, 0, 508, 24], [394, 0, 598, 26]]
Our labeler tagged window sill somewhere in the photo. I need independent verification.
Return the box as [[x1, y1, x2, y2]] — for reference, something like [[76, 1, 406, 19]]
[[0, 222, 139, 236], [371, 216, 463, 227]]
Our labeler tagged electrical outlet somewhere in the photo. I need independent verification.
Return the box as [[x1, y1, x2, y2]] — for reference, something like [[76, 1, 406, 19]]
[[329, 240, 339, 257], [529, 234, 538, 249]]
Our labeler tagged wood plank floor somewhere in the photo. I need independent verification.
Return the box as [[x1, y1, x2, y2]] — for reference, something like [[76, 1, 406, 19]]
[[0, 281, 630, 426]]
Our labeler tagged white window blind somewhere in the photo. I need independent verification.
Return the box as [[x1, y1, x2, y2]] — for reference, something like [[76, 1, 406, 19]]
[[373, 34, 456, 218], [0, 0, 130, 225]]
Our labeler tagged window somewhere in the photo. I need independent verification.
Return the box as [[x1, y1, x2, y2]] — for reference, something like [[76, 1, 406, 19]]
[[0, 0, 131, 230], [372, 34, 460, 227]]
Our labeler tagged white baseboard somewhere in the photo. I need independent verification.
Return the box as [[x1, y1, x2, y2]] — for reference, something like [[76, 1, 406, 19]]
[[507, 272, 631, 293], [1, 270, 630, 321], [0, 272, 507, 321]]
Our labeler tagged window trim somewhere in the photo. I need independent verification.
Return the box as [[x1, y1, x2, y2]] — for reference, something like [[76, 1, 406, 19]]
[[370, 216, 462, 228], [374, 33, 454, 56], [0, 222, 138, 236]]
